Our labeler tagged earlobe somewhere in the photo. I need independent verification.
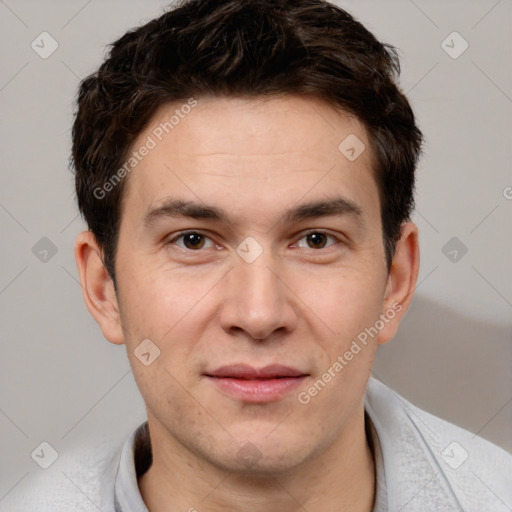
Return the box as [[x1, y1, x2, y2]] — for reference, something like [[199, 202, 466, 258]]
[[377, 222, 420, 345], [74, 231, 125, 345]]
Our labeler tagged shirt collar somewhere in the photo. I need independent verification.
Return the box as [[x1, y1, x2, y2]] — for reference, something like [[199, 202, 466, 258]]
[[114, 422, 151, 512]]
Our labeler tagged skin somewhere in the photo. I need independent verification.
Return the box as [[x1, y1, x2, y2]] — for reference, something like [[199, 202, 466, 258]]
[[75, 95, 419, 512]]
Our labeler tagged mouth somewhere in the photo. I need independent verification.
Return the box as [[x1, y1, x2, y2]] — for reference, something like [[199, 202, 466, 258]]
[[203, 364, 309, 403]]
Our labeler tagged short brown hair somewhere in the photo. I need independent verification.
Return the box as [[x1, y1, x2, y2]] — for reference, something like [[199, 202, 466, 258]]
[[72, 0, 423, 281]]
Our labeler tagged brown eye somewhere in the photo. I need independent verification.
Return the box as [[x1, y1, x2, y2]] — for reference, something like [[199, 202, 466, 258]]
[[294, 231, 338, 250], [306, 232, 328, 248], [182, 232, 205, 249], [170, 231, 215, 250]]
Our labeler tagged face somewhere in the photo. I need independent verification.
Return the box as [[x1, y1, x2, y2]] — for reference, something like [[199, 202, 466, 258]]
[[81, 95, 413, 475]]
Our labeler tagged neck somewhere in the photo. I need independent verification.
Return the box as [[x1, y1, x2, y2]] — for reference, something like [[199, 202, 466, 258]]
[[138, 405, 375, 512]]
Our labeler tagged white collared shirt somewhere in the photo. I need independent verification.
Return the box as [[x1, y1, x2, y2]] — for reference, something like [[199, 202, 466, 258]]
[[6, 377, 512, 511]]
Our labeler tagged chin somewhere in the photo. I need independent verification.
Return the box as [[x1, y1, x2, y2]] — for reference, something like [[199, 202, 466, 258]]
[[197, 432, 315, 477], [222, 452, 307, 477]]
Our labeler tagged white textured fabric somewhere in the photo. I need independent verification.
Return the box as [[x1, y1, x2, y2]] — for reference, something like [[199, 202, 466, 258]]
[[4, 377, 511, 511]]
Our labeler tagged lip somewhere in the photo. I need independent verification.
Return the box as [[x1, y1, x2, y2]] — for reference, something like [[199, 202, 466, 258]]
[[204, 364, 309, 403]]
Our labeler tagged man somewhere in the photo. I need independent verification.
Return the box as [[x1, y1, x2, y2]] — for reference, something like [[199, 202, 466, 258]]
[[12, 0, 511, 511]]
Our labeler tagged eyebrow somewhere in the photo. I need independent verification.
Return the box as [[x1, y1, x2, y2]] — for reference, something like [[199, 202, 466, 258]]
[[143, 197, 363, 228], [283, 197, 362, 223], [143, 199, 229, 227]]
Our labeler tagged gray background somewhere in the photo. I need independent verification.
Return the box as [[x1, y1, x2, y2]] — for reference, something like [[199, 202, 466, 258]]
[[1, 0, 511, 501]]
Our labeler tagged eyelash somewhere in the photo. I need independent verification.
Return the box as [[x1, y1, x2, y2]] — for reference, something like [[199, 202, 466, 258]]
[[167, 229, 341, 251]]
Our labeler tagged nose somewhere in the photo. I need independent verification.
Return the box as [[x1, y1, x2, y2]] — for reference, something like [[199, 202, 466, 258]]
[[219, 253, 299, 341]]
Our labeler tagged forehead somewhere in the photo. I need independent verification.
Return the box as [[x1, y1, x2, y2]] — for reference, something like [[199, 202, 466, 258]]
[[120, 95, 379, 227]]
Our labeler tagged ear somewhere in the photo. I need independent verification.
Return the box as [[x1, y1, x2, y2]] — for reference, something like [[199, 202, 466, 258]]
[[74, 231, 125, 345], [377, 222, 420, 345]]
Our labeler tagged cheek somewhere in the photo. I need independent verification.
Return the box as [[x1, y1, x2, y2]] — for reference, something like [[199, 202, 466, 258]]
[[128, 354, 212, 446], [294, 269, 384, 434], [297, 265, 387, 351], [117, 264, 218, 341], [117, 267, 222, 396]]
